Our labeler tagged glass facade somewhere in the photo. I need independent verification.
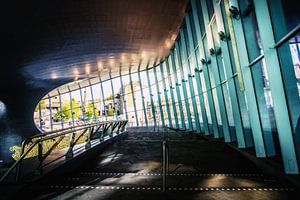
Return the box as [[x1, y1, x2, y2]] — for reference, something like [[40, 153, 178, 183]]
[[33, 0, 300, 174]]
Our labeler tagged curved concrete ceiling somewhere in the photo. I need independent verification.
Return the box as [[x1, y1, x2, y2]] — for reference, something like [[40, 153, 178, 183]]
[[1, 0, 188, 90]]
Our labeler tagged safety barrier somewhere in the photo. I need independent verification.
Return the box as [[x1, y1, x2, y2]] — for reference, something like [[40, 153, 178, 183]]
[[0, 120, 128, 182]]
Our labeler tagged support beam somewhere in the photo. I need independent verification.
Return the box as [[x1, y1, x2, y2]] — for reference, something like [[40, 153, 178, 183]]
[[170, 52, 186, 129], [129, 71, 139, 126], [190, 0, 219, 137], [179, 28, 201, 133], [165, 59, 179, 129], [146, 69, 157, 126], [153, 66, 165, 127], [253, 0, 299, 173], [211, 1, 245, 146], [226, 0, 267, 157], [138, 69, 148, 127], [200, 0, 231, 140], [174, 42, 193, 131], [184, 11, 209, 135]]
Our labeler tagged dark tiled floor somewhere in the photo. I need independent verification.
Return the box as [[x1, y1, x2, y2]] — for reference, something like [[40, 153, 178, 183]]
[[6, 129, 299, 199]]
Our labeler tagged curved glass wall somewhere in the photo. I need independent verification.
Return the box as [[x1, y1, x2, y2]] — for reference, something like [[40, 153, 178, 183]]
[[33, 0, 300, 174]]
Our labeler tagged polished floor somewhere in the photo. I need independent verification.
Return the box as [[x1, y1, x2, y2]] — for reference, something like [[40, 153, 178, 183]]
[[6, 128, 298, 199]]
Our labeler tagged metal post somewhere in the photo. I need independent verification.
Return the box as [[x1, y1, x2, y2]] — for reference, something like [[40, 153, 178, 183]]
[[109, 72, 117, 120], [120, 74, 129, 121], [48, 95, 53, 131], [162, 140, 168, 192], [38, 101, 43, 130], [57, 89, 64, 129], [68, 86, 75, 127], [88, 79, 97, 122], [99, 76, 108, 121], [78, 83, 86, 123]]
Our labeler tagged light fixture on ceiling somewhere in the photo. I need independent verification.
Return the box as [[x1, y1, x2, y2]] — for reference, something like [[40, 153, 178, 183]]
[[121, 54, 126, 61], [141, 51, 147, 58], [97, 61, 102, 70], [73, 67, 79, 76], [51, 72, 57, 79], [171, 33, 177, 41], [131, 54, 136, 60], [165, 39, 172, 48], [85, 64, 91, 75], [109, 59, 114, 67]]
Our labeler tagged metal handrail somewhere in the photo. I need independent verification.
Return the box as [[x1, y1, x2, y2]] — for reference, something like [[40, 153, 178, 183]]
[[0, 120, 128, 182]]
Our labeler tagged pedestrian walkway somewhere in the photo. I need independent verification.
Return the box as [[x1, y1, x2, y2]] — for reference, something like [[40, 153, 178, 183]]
[[5, 128, 298, 199]]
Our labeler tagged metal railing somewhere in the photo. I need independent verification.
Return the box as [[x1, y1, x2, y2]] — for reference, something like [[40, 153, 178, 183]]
[[0, 120, 128, 183]]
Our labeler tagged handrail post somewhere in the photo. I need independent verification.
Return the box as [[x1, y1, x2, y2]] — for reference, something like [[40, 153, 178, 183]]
[[36, 141, 43, 175], [15, 140, 27, 182], [66, 131, 75, 160], [85, 127, 92, 150], [162, 140, 169, 192]]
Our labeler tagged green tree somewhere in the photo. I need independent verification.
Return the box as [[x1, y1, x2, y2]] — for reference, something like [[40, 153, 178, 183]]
[[55, 99, 81, 120], [85, 103, 99, 118]]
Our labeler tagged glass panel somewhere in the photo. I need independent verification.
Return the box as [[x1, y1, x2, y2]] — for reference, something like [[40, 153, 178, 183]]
[[277, 33, 300, 164], [122, 74, 135, 126], [131, 73, 143, 126], [251, 60, 278, 156], [240, 0, 263, 61], [268, 0, 300, 42]]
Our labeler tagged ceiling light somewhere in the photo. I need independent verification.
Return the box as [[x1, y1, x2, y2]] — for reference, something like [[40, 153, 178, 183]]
[[109, 59, 114, 66], [165, 39, 172, 48], [51, 72, 57, 79], [141, 51, 147, 58], [85, 64, 90, 75], [97, 61, 102, 70], [73, 68, 79, 76]]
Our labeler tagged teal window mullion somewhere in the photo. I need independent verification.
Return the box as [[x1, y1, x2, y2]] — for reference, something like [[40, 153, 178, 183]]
[[119, 75, 128, 121], [109, 72, 116, 120], [67, 87, 75, 127], [253, 0, 299, 174], [153, 66, 165, 127], [212, 1, 246, 147], [175, 41, 193, 131], [228, 0, 266, 157], [138, 70, 148, 127], [170, 52, 186, 129], [185, 11, 210, 135], [200, 0, 231, 141], [88, 79, 97, 122], [129, 71, 139, 126], [48, 95, 53, 131], [146, 69, 156, 126], [166, 58, 179, 129], [160, 63, 172, 128], [57, 89, 64, 129], [190, 0, 219, 137], [180, 27, 202, 133]]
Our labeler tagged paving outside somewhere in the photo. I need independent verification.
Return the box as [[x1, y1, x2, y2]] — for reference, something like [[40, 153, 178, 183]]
[[4, 128, 298, 199]]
